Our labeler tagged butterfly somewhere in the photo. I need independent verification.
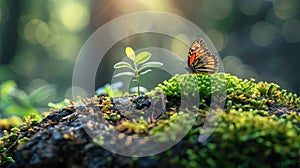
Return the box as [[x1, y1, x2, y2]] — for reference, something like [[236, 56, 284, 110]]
[[187, 38, 219, 74]]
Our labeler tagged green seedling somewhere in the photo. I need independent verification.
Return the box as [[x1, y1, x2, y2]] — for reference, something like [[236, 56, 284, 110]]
[[113, 47, 163, 96]]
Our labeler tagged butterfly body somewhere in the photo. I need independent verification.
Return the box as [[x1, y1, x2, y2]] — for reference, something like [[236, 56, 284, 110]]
[[187, 39, 219, 74]]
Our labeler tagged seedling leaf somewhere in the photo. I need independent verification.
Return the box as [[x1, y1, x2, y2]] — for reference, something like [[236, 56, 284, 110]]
[[114, 72, 135, 77], [125, 47, 135, 60], [140, 62, 163, 71], [113, 62, 133, 70], [135, 52, 151, 65], [140, 69, 152, 75]]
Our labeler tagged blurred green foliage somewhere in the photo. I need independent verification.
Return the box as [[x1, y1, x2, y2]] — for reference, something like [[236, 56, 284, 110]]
[[0, 80, 58, 129], [0, 81, 40, 118], [1, 0, 300, 103], [0, 0, 91, 101]]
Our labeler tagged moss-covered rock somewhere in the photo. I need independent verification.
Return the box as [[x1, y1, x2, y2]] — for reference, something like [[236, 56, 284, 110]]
[[1, 73, 300, 167]]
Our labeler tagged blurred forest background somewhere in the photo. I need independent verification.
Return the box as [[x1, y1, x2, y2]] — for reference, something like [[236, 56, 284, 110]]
[[1, 0, 300, 114]]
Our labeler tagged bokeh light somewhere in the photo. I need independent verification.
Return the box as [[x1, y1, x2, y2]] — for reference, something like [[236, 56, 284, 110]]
[[206, 29, 227, 51], [35, 21, 49, 43], [41, 21, 60, 47], [223, 55, 243, 73], [1, 0, 300, 105], [58, 1, 90, 32], [273, 0, 298, 20], [24, 19, 49, 44], [223, 55, 259, 80], [282, 19, 300, 43], [251, 21, 278, 47], [50, 34, 81, 61]]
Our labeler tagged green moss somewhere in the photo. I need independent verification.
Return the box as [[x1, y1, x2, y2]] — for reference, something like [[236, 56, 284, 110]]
[[156, 73, 300, 112], [155, 73, 300, 167], [0, 117, 23, 130], [169, 108, 300, 167], [0, 114, 40, 165]]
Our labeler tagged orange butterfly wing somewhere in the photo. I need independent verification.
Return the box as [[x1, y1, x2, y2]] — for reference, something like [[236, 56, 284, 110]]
[[187, 39, 218, 74], [188, 53, 197, 67]]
